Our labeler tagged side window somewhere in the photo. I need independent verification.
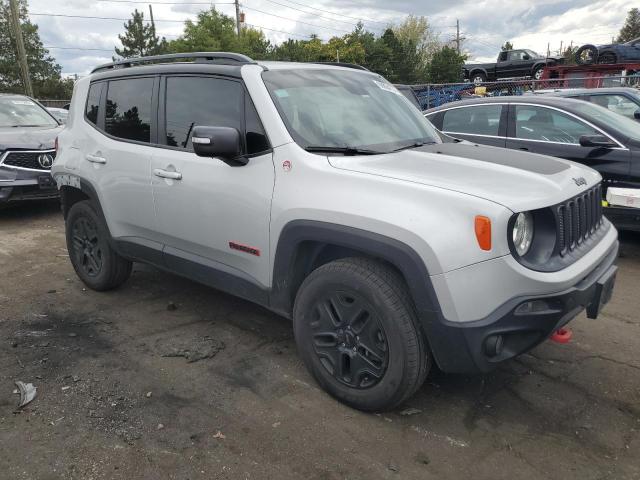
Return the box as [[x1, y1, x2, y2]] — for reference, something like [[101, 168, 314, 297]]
[[508, 50, 524, 61], [591, 94, 638, 119], [245, 94, 270, 155], [514, 105, 600, 144], [85, 83, 102, 125], [165, 76, 241, 150], [498, 52, 508, 62], [105, 77, 153, 143], [441, 105, 502, 136]]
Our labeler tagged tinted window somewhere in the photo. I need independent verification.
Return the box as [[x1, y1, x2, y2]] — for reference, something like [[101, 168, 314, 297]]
[[508, 50, 526, 61], [515, 105, 600, 143], [86, 83, 102, 125], [245, 94, 269, 155], [442, 105, 502, 135], [105, 78, 153, 142], [165, 76, 241, 150], [589, 94, 639, 119]]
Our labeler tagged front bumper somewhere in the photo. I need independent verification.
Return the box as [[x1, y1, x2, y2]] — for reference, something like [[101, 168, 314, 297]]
[[0, 166, 57, 203], [427, 239, 619, 374]]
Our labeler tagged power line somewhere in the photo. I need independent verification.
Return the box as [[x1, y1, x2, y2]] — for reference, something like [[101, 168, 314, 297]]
[[242, 5, 352, 34], [96, 0, 233, 3], [245, 22, 309, 38], [274, 0, 390, 26], [255, 0, 385, 31], [30, 12, 186, 22], [45, 46, 114, 51]]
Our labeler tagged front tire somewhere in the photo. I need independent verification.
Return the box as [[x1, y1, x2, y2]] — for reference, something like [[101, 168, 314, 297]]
[[65, 200, 132, 291], [598, 52, 617, 64], [293, 258, 430, 411], [533, 65, 545, 80], [471, 72, 486, 84]]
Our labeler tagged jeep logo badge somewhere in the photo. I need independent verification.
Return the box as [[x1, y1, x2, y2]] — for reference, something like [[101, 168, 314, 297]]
[[573, 177, 587, 186], [37, 153, 54, 169]]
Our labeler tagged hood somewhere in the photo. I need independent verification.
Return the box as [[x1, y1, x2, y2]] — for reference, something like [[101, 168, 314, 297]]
[[328, 143, 601, 212], [0, 125, 63, 151]]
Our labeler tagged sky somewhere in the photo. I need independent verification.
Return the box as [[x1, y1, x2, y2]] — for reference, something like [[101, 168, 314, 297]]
[[26, 0, 637, 76]]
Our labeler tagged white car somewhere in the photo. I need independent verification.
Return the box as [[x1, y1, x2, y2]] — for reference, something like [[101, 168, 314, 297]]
[[52, 53, 618, 411]]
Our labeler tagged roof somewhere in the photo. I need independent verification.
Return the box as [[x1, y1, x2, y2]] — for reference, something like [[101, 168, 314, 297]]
[[537, 87, 640, 96], [424, 95, 602, 114]]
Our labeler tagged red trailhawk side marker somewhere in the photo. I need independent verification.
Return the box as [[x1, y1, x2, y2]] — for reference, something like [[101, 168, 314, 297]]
[[229, 242, 261, 257]]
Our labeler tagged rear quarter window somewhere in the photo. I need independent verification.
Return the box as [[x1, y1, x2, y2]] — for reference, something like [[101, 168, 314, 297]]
[[85, 83, 102, 125]]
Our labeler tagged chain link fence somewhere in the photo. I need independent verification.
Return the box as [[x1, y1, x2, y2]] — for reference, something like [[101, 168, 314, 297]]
[[411, 74, 640, 110]]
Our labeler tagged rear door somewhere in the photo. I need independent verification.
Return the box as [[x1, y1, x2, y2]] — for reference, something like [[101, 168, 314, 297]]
[[505, 103, 632, 191], [82, 76, 159, 245], [437, 104, 507, 147]]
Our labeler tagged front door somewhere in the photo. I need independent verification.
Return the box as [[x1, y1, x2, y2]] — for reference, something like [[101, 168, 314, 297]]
[[505, 103, 632, 194], [151, 75, 274, 289], [439, 104, 507, 147]]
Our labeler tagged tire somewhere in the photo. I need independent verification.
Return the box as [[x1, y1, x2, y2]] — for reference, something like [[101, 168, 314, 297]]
[[533, 65, 545, 80], [293, 257, 430, 412], [598, 52, 617, 64], [471, 72, 486, 84], [575, 44, 598, 65], [65, 200, 132, 291]]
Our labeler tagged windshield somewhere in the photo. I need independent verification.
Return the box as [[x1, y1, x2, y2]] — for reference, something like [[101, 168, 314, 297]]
[[573, 100, 640, 141], [262, 68, 440, 153], [0, 97, 58, 128], [525, 49, 543, 59]]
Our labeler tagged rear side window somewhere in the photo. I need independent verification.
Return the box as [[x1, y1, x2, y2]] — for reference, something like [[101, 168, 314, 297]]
[[85, 83, 102, 125], [105, 77, 153, 142], [165, 76, 242, 150], [442, 105, 502, 136]]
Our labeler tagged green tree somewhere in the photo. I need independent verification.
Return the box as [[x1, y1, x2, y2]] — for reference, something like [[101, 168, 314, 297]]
[[501, 41, 514, 51], [115, 9, 167, 58], [563, 45, 577, 65], [617, 8, 640, 43], [428, 46, 466, 83], [381, 28, 428, 84], [0, 0, 69, 98], [167, 7, 238, 53]]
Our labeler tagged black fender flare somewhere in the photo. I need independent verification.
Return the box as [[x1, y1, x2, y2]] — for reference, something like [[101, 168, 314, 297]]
[[468, 68, 488, 79], [269, 220, 442, 320]]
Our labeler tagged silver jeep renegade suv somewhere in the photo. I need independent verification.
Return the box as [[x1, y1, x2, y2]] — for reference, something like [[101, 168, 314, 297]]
[[52, 53, 619, 411]]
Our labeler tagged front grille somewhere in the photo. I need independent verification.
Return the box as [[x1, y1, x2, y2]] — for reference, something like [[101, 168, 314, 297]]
[[1, 150, 56, 171], [557, 184, 603, 255]]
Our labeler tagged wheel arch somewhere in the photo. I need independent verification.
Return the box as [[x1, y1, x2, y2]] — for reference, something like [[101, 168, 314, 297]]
[[468, 68, 487, 79], [269, 220, 442, 322]]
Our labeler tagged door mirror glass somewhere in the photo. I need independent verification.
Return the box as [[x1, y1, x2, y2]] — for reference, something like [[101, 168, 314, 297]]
[[192, 126, 244, 163], [578, 134, 617, 148], [522, 54, 530, 60], [634, 109, 640, 120]]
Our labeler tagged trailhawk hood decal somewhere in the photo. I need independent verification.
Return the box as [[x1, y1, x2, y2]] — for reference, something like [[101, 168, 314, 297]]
[[328, 143, 601, 212]]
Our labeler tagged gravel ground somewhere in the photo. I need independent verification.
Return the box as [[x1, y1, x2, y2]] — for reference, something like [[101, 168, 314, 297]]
[[1, 201, 639, 480]]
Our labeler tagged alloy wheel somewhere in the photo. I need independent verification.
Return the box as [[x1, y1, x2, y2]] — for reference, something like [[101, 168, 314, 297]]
[[71, 216, 103, 277]]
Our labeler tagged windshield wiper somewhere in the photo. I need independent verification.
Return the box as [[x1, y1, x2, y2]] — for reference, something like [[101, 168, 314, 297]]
[[389, 141, 436, 152], [10, 124, 48, 128], [305, 146, 381, 155]]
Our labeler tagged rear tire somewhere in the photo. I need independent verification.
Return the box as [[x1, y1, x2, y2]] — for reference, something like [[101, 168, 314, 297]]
[[598, 52, 617, 64], [293, 257, 430, 411], [65, 200, 132, 291]]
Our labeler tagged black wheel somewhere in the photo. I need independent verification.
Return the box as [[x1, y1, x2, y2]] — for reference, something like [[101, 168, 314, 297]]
[[293, 258, 430, 411], [471, 72, 486, 84], [575, 44, 598, 65], [598, 52, 617, 64], [533, 65, 545, 80], [65, 200, 132, 291]]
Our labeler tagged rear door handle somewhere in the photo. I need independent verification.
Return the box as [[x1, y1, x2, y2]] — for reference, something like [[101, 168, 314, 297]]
[[518, 147, 529, 151], [85, 154, 106, 164], [153, 168, 182, 180]]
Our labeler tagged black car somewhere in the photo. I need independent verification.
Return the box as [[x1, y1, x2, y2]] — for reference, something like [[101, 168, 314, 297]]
[[425, 96, 640, 230], [464, 49, 563, 83], [0, 94, 63, 204], [534, 87, 640, 121], [575, 37, 640, 65]]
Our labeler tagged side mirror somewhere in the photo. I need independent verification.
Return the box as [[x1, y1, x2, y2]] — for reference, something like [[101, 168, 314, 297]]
[[634, 109, 640, 120], [523, 54, 530, 60], [192, 126, 245, 164], [579, 134, 617, 148]]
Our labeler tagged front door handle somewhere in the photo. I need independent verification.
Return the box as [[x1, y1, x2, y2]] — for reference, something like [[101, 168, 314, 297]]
[[153, 168, 182, 180], [85, 154, 106, 164], [518, 147, 529, 151]]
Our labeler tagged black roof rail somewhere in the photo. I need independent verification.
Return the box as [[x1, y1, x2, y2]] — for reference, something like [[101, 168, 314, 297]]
[[91, 52, 256, 74], [312, 62, 369, 71]]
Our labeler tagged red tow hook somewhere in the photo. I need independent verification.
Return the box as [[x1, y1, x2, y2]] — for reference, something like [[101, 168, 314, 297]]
[[550, 327, 572, 344]]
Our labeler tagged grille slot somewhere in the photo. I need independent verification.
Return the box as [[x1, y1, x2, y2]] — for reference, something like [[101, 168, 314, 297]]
[[557, 184, 603, 256], [1, 150, 56, 171]]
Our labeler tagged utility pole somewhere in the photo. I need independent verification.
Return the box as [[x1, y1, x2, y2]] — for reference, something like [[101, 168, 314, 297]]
[[455, 19, 460, 54], [336, 49, 340, 62], [148, 4, 155, 34], [559, 40, 563, 56], [234, 0, 241, 36], [9, 0, 32, 97]]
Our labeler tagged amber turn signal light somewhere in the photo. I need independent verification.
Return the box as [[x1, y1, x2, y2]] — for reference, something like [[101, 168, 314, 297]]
[[474, 216, 492, 251]]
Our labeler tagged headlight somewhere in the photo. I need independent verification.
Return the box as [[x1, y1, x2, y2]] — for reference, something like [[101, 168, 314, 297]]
[[512, 212, 534, 256]]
